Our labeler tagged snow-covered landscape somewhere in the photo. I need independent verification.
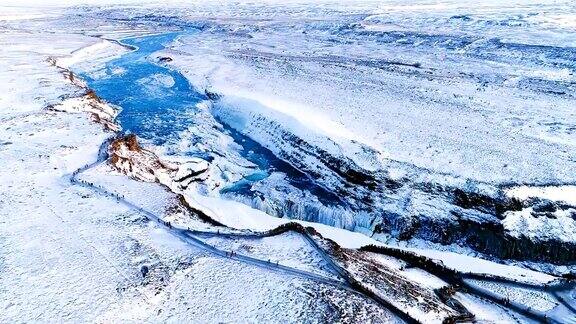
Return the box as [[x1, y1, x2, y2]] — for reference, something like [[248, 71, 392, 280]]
[[1, 1, 576, 323]]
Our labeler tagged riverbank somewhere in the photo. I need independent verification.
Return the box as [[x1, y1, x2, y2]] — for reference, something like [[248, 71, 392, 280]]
[[0, 9, 399, 322], [2, 3, 575, 323], [72, 28, 576, 267]]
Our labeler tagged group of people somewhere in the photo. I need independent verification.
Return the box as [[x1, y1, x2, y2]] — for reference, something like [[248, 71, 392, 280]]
[[223, 251, 280, 267], [74, 171, 287, 270], [76, 177, 126, 203], [71, 164, 89, 178]]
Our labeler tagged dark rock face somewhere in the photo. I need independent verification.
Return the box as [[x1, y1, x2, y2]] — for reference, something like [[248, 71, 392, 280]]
[[111, 134, 141, 152], [124, 134, 141, 152], [260, 127, 576, 264], [177, 194, 225, 227], [85, 89, 102, 103], [209, 95, 576, 264], [108, 134, 142, 171], [451, 188, 522, 217], [140, 265, 149, 277], [376, 208, 576, 264]]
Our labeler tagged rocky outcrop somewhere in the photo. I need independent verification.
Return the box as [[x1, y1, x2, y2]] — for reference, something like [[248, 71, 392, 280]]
[[108, 134, 178, 182], [158, 56, 173, 63], [46, 57, 119, 132], [48, 91, 120, 132], [174, 158, 209, 183], [210, 94, 576, 264], [108, 134, 211, 188]]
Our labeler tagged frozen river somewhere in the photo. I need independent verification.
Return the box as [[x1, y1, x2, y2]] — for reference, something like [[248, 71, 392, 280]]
[[70, 0, 576, 263], [80, 31, 344, 214]]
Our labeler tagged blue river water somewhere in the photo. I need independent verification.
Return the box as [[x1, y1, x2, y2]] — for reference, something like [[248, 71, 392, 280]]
[[80, 31, 341, 206], [81, 32, 203, 145]]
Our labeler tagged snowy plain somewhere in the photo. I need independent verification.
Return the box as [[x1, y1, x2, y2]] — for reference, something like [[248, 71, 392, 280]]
[[1, 1, 576, 323], [0, 5, 398, 323]]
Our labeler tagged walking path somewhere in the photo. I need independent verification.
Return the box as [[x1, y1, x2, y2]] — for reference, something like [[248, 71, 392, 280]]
[[69, 138, 576, 324], [69, 139, 419, 323]]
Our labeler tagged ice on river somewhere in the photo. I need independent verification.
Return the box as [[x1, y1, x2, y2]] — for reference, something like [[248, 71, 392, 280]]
[[2, 2, 576, 322]]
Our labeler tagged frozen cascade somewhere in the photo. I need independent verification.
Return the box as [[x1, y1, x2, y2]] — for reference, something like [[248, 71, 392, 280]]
[[72, 15, 576, 263], [223, 191, 375, 233], [76, 31, 372, 238]]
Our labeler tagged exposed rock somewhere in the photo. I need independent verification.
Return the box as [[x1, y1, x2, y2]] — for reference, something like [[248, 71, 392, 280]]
[[108, 134, 176, 183], [47, 91, 120, 132], [174, 158, 209, 182], [107, 134, 212, 193], [45, 58, 119, 132], [85, 89, 102, 103], [124, 134, 141, 152], [204, 89, 221, 100], [140, 265, 149, 277]]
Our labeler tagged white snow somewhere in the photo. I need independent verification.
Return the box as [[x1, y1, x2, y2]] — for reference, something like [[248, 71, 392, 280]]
[[202, 232, 339, 279], [368, 253, 448, 290], [506, 185, 576, 206], [453, 293, 534, 323], [56, 40, 128, 71], [503, 185, 576, 242], [407, 247, 557, 284], [175, 189, 378, 248], [160, 0, 576, 185], [465, 279, 559, 312], [1, 2, 573, 322], [0, 9, 396, 322], [174, 158, 209, 182], [502, 207, 576, 243]]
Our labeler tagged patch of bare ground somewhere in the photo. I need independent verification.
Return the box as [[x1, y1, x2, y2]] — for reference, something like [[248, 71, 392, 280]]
[[108, 134, 177, 182]]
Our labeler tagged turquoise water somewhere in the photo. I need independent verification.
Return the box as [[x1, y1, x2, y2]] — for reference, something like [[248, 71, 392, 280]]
[[80, 31, 341, 206]]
